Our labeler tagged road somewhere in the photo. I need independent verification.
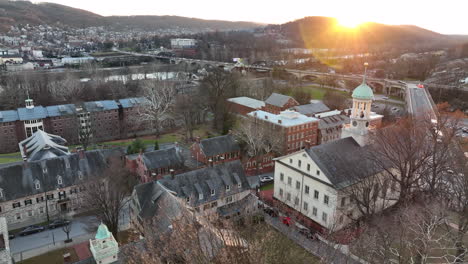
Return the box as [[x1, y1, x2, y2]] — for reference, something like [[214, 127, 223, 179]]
[[406, 83, 437, 120]]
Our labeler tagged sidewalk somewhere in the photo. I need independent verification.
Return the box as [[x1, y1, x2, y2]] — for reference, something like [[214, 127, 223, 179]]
[[264, 214, 365, 264]]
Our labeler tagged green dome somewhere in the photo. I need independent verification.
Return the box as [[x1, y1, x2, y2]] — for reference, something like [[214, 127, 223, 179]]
[[95, 223, 111, 240], [352, 82, 374, 100]]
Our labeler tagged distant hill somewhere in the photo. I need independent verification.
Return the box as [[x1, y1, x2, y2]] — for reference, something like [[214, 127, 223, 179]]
[[0, 1, 260, 32], [270, 17, 456, 49]]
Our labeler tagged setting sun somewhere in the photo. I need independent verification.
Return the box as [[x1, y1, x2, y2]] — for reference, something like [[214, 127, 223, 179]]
[[338, 17, 365, 28]]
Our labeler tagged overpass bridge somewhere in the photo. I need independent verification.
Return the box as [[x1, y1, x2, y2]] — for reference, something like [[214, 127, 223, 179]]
[[405, 83, 438, 121]]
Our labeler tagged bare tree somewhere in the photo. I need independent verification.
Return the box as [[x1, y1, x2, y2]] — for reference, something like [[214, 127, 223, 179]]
[[60, 212, 73, 243], [83, 157, 137, 241], [138, 80, 177, 137], [174, 94, 206, 141]]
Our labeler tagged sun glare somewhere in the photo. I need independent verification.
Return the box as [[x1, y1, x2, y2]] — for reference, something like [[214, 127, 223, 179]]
[[338, 17, 364, 29]]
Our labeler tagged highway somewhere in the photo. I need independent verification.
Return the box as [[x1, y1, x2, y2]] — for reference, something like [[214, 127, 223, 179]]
[[406, 83, 437, 120]]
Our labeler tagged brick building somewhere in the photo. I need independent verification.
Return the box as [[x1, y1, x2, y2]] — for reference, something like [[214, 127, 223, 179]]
[[227, 97, 265, 116], [82, 100, 121, 143], [264, 93, 299, 114], [247, 110, 319, 155], [0, 110, 21, 153], [45, 104, 80, 145], [118, 98, 152, 138], [190, 135, 241, 166], [131, 147, 185, 183]]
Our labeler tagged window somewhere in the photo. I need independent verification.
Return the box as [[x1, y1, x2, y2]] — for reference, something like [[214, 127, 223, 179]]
[[12, 202, 21, 208], [322, 212, 328, 223], [211, 189, 215, 196], [24, 199, 32, 206], [305, 185, 310, 194], [57, 176, 63, 185], [27, 210, 33, 217], [287, 177, 292, 185], [289, 158, 293, 164], [16, 213, 21, 220], [314, 190, 319, 199], [280, 173, 284, 181], [341, 197, 346, 207], [225, 196, 233, 204], [36, 197, 44, 203], [78, 171, 83, 180], [316, 170, 320, 176], [294, 197, 299, 205], [286, 193, 291, 201], [324, 195, 329, 205], [312, 207, 317, 216], [303, 202, 308, 211], [279, 188, 283, 197], [307, 164, 310, 171], [39, 207, 44, 214], [296, 181, 300, 190], [298, 160, 301, 167], [186, 197, 190, 203], [226, 185, 230, 192], [238, 182, 241, 188], [47, 194, 54, 200], [35, 181, 40, 190]]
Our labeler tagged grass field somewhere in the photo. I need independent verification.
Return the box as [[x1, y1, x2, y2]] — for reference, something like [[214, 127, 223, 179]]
[[260, 183, 274, 191], [296, 85, 350, 100], [17, 247, 79, 264], [0, 157, 22, 164]]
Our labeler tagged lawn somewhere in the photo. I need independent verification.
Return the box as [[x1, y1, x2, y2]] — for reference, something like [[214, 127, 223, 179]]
[[17, 247, 79, 264], [260, 183, 274, 191], [297, 85, 350, 100], [0, 151, 20, 157], [0, 157, 22, 164]]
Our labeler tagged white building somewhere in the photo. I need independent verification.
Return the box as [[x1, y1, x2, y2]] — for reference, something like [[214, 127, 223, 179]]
[[0, 217, 12, 264], [90, 223, 118, 264], [170, 38, 197, 49], [273, 137, 392, 231]]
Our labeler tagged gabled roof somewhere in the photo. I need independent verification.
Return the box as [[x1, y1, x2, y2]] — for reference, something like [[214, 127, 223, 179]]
[[17, 106, 47, 121], [265, 93, 297, 107], [318, 114, 349, 130], [199, 135, 240, 157], [305, 137, 382, 189], [158, 160, 248, 207], [0, 149, 115, 202], [0, 110, 19, 123], [294, 102, 330, 115], [83, 100, 119, 112], [118, 97, 149, 108], [19, 130, 69, 161], [46, 104, 77, 117], [141, 147, 184, 171], [227, 97, 265, 109]]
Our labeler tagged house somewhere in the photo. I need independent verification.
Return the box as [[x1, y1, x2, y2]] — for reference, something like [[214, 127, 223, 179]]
[[264, 93, 299, 114], [227, 97, 265, 116], [293, 102, 330, 117], [273, 137, 392, 232], [19, 130, 69, 161], [191, 135, 241, 166], [133, 147, 185, 183], [247, 110, 319, 155], [0, 149, 118, 230]]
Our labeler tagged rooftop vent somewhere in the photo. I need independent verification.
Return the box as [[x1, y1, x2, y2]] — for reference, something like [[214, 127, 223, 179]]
[[281, 110, 300, 119], [95, 102, 103, 108], [58, 105, 66, 112]]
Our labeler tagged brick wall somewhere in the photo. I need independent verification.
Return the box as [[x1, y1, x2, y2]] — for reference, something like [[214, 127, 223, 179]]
[[0, 122, 19, 153]]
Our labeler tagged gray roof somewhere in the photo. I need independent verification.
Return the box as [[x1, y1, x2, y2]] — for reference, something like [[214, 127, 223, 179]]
[[294, 102, 330, 115], [83, 100, 119, 112], [19, 130, 69, 161], [318, 115, 349, 130], [158, 160, 249, 207], [200, 135, 240, 157], [0, 110, 19, 123], [141, 147, 184, 171], [227, 97, 265, 109], [17, 106, 47, 121], [118, 97, 149, 108], [265, 93, 296, 107], [0, 149, 116, 202], [305, 137, 383, 189], [46, 104, 77, 117]]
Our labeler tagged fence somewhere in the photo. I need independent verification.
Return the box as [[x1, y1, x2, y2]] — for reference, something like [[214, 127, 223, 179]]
[[12, 233, 94, 262]]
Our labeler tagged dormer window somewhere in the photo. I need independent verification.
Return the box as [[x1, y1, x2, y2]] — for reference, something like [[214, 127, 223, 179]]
[[211, 189, 215, 196], [78, 171, 83, 180], [186, 197, 190, 203], [226, 185, 230, 192], [42, 166, 47, 174], [238, 183, 241, 188], [34, 180, 40, 190], [199, 193, 203, 200], [57, 176, 63, 185]]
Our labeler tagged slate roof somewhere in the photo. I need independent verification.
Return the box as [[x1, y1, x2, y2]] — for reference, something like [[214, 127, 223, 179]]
[[141, 147, 184, 170], [17, 106, 47, 121], [318, 115, 349, 130], [294, 102, 330, 116], [265, 93, 296, 107], [199, 135, 240, 157], [46, 104, 77, 117], [0, 149, 117, 202], [227, 97, 265, 109], [133, 181, 186, 233], [19, 130, 69, 161], [0, 110, 19, 123], [83, 100, 119, 112], [118, 97, 149, 108], [158, 160, 249, 208], [305, 137, 383, 189]]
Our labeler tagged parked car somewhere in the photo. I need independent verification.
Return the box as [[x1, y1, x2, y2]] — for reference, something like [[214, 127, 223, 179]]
[[281, 216, 292, 226], [8, 234, 14, 240], [48, 219, 71, 229], [263, 207, 279, 217], [19, 225, 45, 236], [298, 227, 318, 239], [259, 175, 274, 183]]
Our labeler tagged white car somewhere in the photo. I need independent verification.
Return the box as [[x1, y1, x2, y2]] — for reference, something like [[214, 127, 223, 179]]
[[259, 176, 274, 183]]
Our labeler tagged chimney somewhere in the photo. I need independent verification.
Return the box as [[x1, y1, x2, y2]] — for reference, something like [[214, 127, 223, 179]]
[[265, 115, 268, 120], [278, 120, 282, 124], [170, 169, 175, 180]]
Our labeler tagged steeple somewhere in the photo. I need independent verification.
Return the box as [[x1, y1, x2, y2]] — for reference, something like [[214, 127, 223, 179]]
[[352, 62, 374, 100]]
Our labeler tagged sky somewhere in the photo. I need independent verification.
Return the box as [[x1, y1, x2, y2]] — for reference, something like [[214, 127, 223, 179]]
[[36, 0, 468, 34]]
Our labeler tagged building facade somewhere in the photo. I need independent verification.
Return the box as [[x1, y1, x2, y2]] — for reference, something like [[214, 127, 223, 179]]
[[130, 147, 185, 183], [264, 93, 299, 114]]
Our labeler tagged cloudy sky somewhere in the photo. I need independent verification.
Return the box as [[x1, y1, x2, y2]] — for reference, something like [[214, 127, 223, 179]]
[[37, 0, 467, 34]]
